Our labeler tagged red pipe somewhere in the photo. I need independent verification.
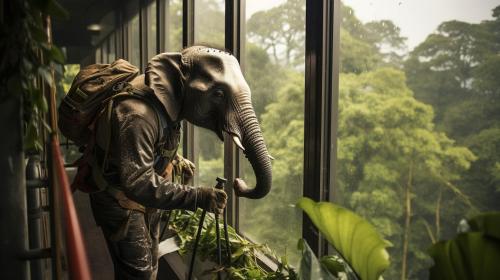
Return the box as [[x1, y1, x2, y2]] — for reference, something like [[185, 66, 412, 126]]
[[51, 138, 92, 280]]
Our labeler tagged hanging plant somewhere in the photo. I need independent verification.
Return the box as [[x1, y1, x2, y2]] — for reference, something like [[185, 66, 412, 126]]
[[0, 0, 68, 150]]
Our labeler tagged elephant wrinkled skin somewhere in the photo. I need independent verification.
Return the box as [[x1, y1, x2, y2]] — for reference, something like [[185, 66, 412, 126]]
[[146, 46, 273, 199]]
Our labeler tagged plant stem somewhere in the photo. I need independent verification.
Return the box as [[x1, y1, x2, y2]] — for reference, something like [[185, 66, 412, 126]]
[[435, 187, 442, 241]]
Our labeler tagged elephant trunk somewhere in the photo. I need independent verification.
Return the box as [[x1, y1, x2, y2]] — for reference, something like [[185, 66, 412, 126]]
[[232, 95, 272, 199]]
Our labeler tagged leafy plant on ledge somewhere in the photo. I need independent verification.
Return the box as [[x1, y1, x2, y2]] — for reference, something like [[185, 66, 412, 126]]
[[169, 209, 297, 279]]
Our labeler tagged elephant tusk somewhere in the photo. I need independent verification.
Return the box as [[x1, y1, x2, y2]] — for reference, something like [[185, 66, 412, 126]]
[[268, 155, 275, 161], [232, 135, 245, 152]]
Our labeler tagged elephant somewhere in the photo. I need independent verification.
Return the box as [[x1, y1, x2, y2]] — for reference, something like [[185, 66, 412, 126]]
[[146, 45, 273, 199], [88, 45, 273, 279]]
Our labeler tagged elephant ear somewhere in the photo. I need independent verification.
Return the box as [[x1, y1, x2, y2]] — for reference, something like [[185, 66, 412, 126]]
[[145, 52, 185, 122]]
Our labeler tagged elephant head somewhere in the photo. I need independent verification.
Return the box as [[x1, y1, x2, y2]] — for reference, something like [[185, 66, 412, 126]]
[[145, 46, 272, 199]]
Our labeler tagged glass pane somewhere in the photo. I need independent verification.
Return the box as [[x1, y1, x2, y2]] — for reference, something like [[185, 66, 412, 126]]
[[337, 1, 500, 279], [194, 0, 225, 45], [102, 40, 108, 63], [95, 47, 101, 63], [239, 0, 306, 266], [147, 1, 157, 60], [163, 0, 183, 52], [108, 33, 116, 62], [127, 14, 141, 68], [193, 0, 225, 187]]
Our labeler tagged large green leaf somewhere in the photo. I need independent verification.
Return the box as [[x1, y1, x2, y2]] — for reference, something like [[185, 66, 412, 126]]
[[429, 212, 500, 280], [297, 197, 391, 280], [468, 212, 500, 239]]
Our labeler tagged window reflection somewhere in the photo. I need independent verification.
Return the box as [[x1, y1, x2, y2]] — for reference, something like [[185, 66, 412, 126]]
[[239, 0, 305, 266]]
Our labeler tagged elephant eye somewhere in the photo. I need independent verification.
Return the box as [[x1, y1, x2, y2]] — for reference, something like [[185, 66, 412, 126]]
[[214, 89, 225, 98]]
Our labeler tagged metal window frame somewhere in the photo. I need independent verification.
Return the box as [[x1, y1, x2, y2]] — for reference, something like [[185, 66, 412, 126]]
[[224, 0, 244, 230], [157, 0, 164, 52], [182, 0, 197, 169], [139, 0, 146, 71], [302, 0, 339, 257]]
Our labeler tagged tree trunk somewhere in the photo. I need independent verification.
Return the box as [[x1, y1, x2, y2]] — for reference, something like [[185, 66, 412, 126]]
[[401, 161, 413, 280], [435, 187, 442, 241]]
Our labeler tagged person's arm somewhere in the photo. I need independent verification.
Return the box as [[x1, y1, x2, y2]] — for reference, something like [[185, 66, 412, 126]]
[[113, 100, 226, 213]]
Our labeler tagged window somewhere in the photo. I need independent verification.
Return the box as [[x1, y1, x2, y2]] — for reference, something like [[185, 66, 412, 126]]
[[101, 40, 108, 63], [238, 0, 306, 265], [194, 0, 225, 45], [146, 1, 157, 60], [95, 47, 102, 63], [336, 1, 500, 279], [193, 0, 225, 186], [127, 14, 141, 68], [108, 33, 116, 62], [162, 0, 183, 52]]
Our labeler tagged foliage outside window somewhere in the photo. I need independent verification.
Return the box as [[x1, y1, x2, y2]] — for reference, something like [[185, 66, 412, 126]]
[[239, 0, 305, 266], [193, 0, 226, 187], [163, 0, 183, 52], [336, 2, 500, 279]]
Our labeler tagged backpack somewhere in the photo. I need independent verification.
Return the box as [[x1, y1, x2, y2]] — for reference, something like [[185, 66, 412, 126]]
[[58, 59, 139, 146], [58, 59, 178, 193]]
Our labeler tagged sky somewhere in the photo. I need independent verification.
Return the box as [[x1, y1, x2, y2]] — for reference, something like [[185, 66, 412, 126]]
[[246, 0, 500, 50], [343, 0, 500, 49]]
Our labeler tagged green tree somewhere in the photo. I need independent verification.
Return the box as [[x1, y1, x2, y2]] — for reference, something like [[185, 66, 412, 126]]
[[247, 0, 305, 67], [404, 5, 500, 215], [194, 0, 225, 44], [239, 72, 305, 266], [337, 68, 476, 279]]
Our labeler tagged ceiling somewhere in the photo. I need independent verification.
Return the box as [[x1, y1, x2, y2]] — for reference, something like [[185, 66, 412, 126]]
[[52, 0, 121, 64]]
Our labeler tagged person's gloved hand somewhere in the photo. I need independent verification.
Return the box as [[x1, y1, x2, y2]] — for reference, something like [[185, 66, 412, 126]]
[[172, 154, 196, 184], [197, 187, 227, 215]]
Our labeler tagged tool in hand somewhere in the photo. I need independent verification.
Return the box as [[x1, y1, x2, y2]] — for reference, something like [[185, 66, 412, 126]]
[[188, 177, 228, 280]]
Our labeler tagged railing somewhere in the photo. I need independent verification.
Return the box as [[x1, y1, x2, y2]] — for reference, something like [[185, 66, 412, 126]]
[[49, 137, 92, 280], [45, 15, 92, 280]]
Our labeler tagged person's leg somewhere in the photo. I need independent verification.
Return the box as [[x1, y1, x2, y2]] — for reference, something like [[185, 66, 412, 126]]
[[145, 209, 162, 280], [90, 192, 156, 280], [111, 210, 155, 280]]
